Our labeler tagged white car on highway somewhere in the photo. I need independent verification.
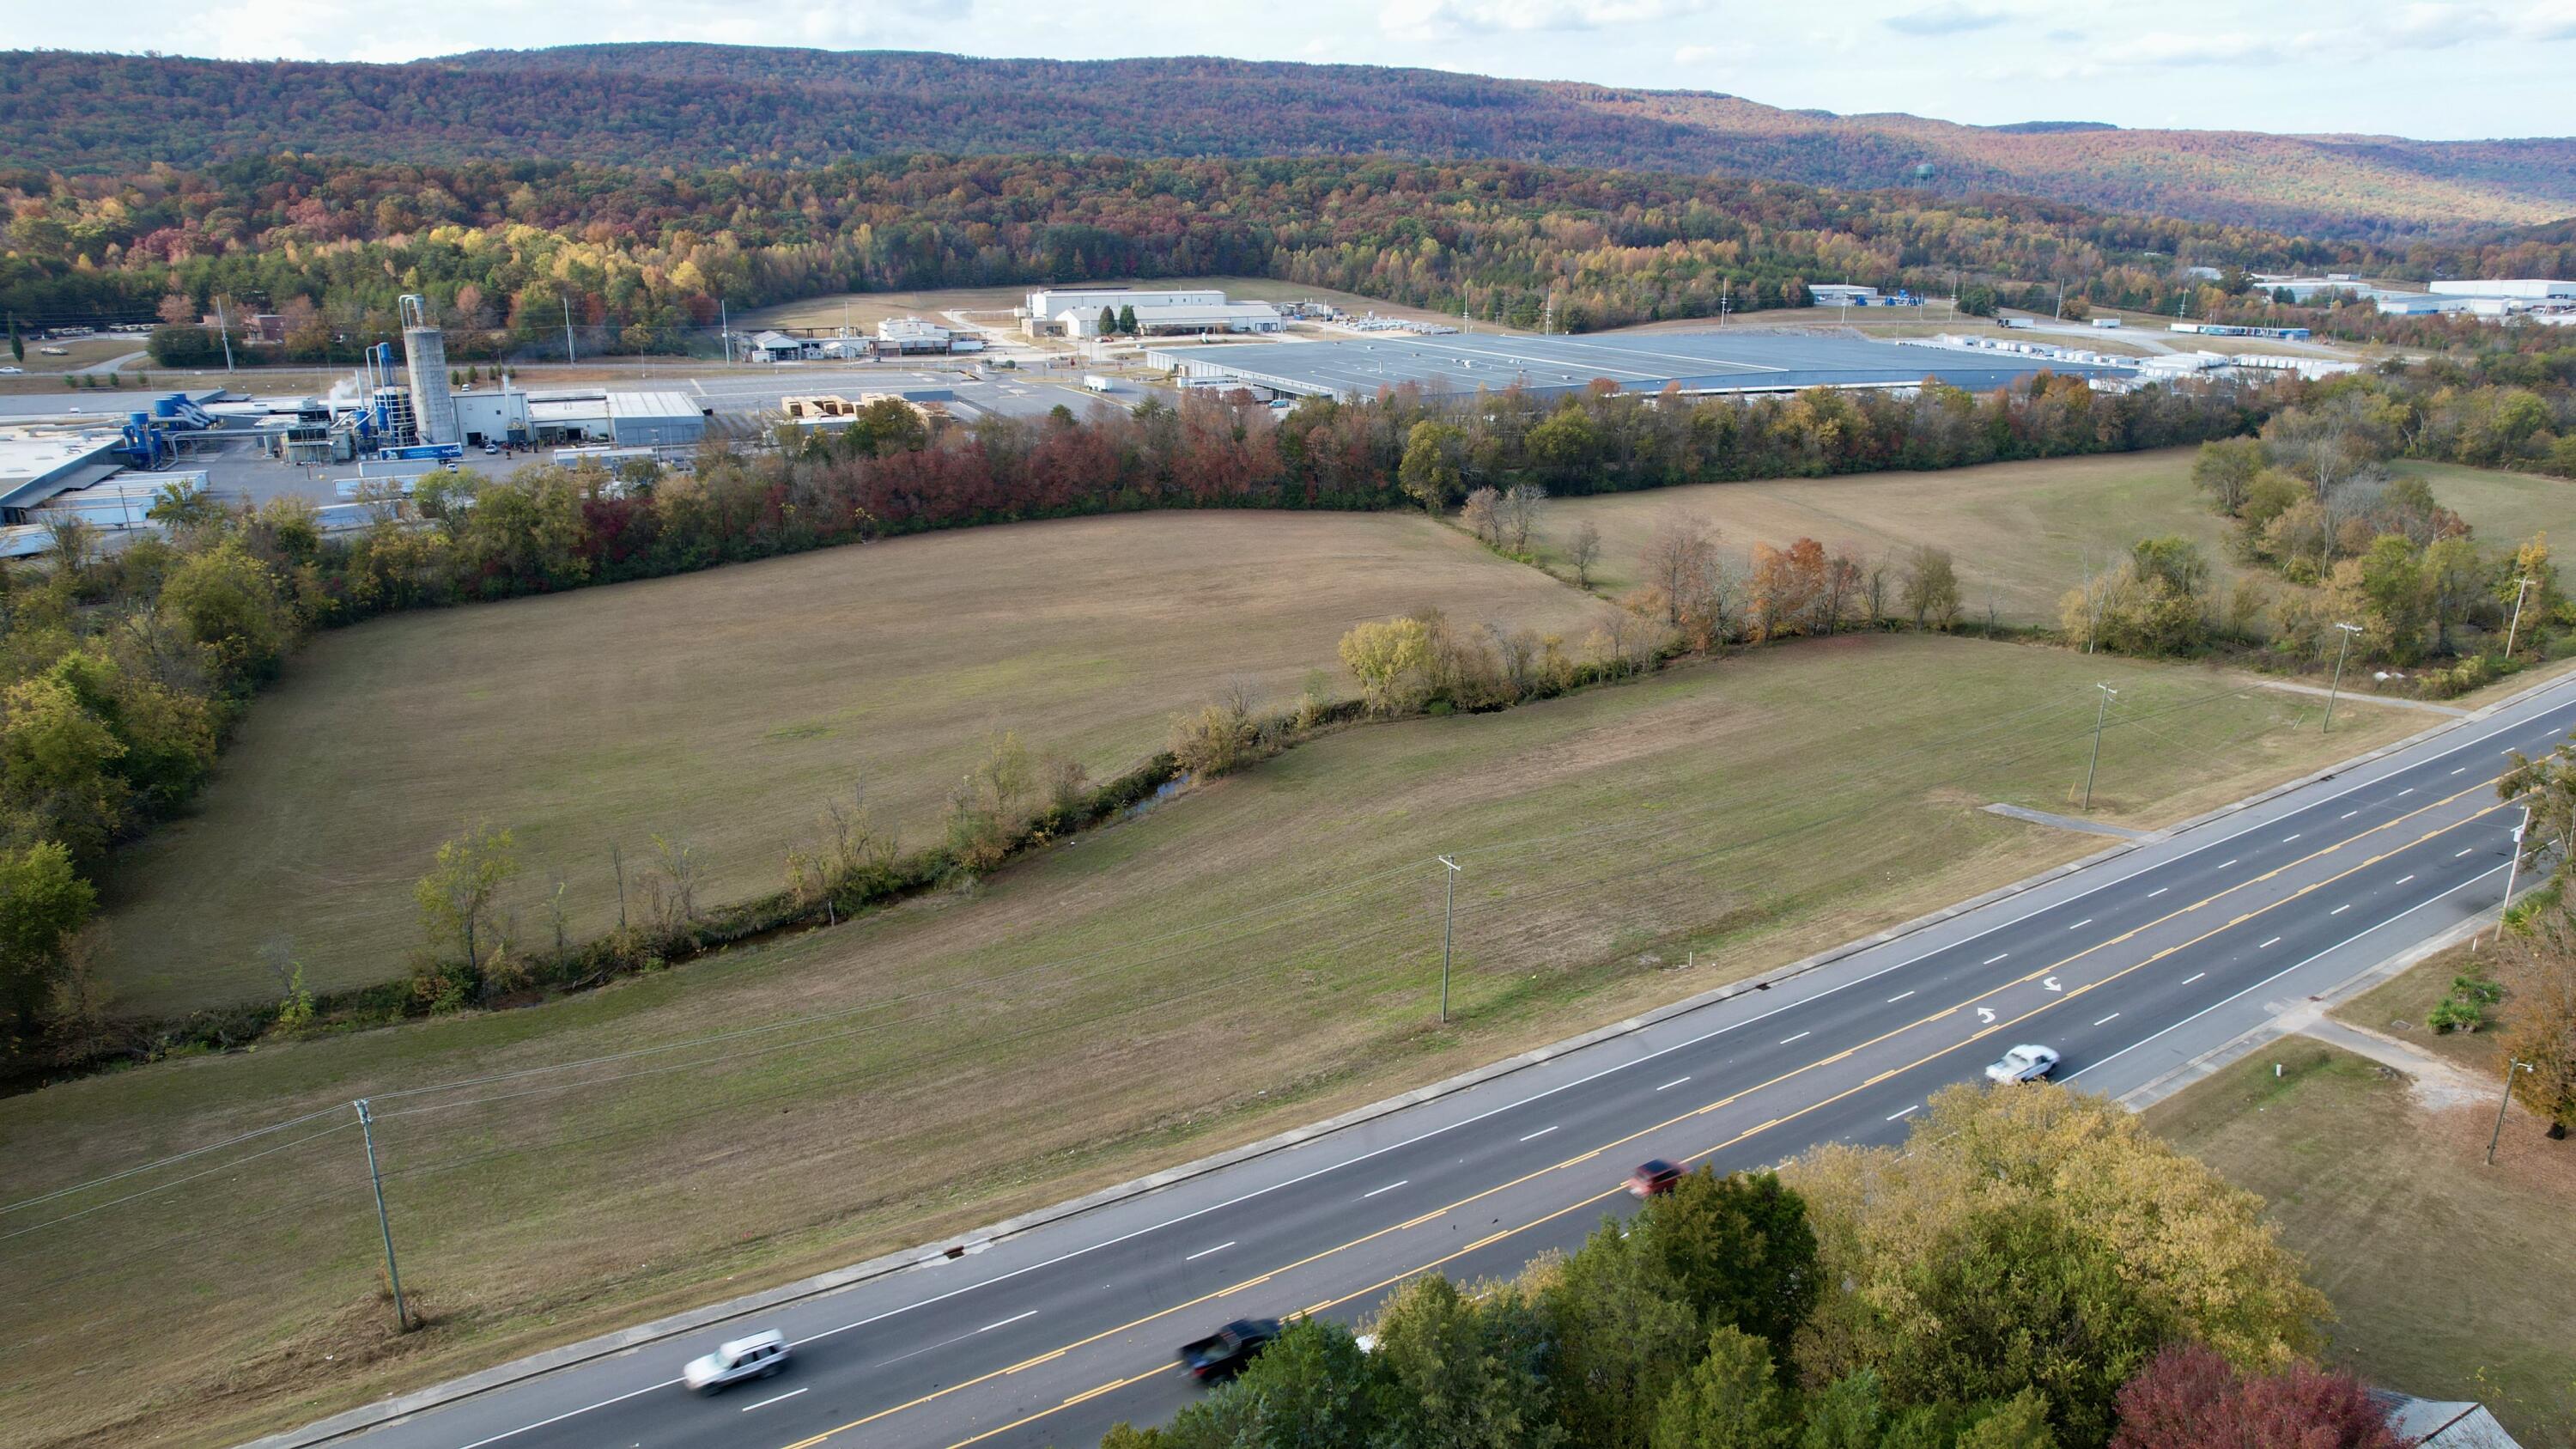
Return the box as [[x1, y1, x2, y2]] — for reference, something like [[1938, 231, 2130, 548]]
[[1984, 1044, 2060, 1083], [683, 1330, 790, 1392]]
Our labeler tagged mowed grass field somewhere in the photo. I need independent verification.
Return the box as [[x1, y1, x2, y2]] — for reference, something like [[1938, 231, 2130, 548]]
[[1, 635, 2423, 1449], [95, 512, 1614, 1014], [1544, 449, 2576, 624], [2148, 1041, 2576, 1443]]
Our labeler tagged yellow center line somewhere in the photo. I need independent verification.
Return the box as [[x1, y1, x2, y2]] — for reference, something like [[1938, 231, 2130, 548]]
[[781, 781, 2500, 1449]]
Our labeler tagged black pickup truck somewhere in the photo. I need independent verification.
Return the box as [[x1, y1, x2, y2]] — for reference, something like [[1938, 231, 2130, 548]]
[[1178, 1318, 1283, 1381]]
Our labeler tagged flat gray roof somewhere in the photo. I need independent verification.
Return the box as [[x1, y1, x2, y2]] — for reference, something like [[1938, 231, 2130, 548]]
[[0, 387, 228, 423], [1145, 331, 2120, 400]]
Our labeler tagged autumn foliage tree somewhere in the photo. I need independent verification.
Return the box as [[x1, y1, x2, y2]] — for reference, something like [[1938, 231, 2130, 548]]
[[2108, 1343, 2404, 1449], [1788, 1084, 2326, 1444]]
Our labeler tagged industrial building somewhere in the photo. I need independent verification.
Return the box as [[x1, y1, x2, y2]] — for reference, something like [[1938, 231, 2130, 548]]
[[1807, 284, 1921, 308], [1022, 287, 1284, 338], [524, 390, 708, 448], [0, 429, 131, 523], [2428, 279, 2576, 300], [1144, 330, 2119, 403], [876, 318, 983, 354]]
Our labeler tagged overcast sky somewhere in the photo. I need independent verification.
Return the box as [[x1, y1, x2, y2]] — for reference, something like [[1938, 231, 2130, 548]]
[[19, 0, 2571, 139]]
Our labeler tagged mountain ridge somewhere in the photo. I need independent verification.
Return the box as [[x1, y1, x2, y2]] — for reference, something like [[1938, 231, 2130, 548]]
[[2, 44, 2568, 239]]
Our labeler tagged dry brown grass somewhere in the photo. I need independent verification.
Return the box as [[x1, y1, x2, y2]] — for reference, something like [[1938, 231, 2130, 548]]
[[1542, 449, 2576, 630], [2148, 1042, 2576, 1444], [94, 511, 1613, 1013]]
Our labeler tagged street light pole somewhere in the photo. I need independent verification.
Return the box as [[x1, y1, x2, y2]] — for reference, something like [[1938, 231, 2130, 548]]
[[2323, 622, 2362, 732], [1437, 855, 1461, 1025], [354, 1099, 410, 1331], [2505, 575, 2533, 657], [2481, 802, 2534, 956], [2082, 684, 2117, 812], [2488, 1059, 2535, 1165]]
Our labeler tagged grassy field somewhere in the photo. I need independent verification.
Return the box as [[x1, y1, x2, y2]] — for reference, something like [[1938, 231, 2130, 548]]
[[1541, 448, 2576, 625], [2148, 1042, 2575, 1442], [1, 634, 2423, 1449], [94, 511, 1613, 1014]]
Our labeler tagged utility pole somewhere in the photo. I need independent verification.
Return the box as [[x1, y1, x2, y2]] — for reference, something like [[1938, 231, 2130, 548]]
[[2505, 575, 2534, 657], [213, 297, 235, 373], [720, 300, 730, 366], [2323, 622, 2362, 732], [2482, 802, 2533, 955], [2488, 1059, 2534, 1165], [2082, 684, 2117, 811], [562, 297, 577, 364], [1437, 855, 1461, 1025], [354, 1099, 410, 1331]]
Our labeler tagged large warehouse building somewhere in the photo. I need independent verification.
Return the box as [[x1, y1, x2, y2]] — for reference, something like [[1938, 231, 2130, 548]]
[[1144, 331, 2120, 402], [1024, 287, 1285, 338]]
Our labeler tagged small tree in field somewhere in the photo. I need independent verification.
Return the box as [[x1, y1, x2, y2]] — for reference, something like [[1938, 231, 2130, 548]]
[[1902, 545, 1962, 630], [1340, 618, 1432, 715], [1567, 520, 1603, 588], [1461, 485, 1504, 546], [416, 824, 518, 978]]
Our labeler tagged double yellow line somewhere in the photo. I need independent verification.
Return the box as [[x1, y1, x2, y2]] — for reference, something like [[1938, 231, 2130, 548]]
[[781, 780, 2504, 1449]]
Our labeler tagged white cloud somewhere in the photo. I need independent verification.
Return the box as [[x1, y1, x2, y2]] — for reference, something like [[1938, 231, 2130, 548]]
[[1381, 0, 1712, 43], [1882, 3, 2010, 36]]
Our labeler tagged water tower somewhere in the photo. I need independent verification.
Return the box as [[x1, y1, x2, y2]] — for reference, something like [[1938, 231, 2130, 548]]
[[399, 294, 459, 446]]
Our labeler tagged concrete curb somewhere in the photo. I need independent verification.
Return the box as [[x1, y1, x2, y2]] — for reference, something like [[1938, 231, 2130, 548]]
[[250, 667, 2576, 1449]]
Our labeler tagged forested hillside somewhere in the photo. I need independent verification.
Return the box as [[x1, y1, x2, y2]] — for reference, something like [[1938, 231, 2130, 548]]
[[3, 46, 2570, 239], [1, 153, 2416, 347]]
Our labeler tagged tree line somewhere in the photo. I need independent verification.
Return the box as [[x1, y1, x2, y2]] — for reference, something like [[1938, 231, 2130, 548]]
[[1103, 1084, 2388, 1449], [0, 149, 2512, 356], [2056, 354, 2576, 689]]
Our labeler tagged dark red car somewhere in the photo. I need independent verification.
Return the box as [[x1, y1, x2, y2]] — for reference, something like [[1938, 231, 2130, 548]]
[[1625, 1159, 1683, 1197]]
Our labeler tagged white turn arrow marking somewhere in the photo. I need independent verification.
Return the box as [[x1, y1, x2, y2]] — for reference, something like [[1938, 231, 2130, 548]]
[[1977, 1007, 1996, 1024], [2043, 976, 2063, 993]]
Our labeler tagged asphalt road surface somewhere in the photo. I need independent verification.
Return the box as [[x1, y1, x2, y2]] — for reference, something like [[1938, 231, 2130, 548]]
[[313, 676, 2576, 1449]]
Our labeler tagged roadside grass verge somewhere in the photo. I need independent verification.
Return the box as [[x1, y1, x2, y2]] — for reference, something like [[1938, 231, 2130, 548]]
[[2147, 1043, 2576, 1444], [94, 509, 1613, 1014], [1540, 448, 2575, 626], [0, 634, 2423, 1449], [2333, 943, 2517, 1075]]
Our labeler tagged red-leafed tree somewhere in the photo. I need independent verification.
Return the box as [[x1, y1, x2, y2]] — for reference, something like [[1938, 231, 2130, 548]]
[[2110, 1344, 2408, 1449]]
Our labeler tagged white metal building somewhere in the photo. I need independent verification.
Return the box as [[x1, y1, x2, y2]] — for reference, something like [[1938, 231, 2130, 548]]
[[1063, 301, 1284, 338], [1021, 287, 1282, 338], [453, 381, 533, 446], [2372, 292, 2472, 315], [878, 318, 953, 354], [2427, 279, 2576, 300], [522, 390, 708, 447]]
